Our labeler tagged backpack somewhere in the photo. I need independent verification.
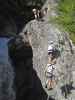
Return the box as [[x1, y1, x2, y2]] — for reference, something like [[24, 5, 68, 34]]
[[0, 36, 16, 100]]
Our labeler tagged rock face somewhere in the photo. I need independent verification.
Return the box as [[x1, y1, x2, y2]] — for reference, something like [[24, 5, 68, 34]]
[[20, 0, 75, 99], [9, 34, 48, 100], [20, 18, 74, 100], [1, 0, 75, 100], [23, 20, 48, 85], [0, 0, 74, 100]]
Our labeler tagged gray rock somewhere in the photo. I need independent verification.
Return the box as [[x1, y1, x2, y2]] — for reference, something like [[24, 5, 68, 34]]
[[20, 18, 74, 100], [20, 0, 75, 99], [21, 20, 48, 85]]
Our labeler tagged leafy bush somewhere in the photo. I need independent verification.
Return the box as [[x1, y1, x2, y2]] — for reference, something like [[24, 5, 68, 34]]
[[55, 0, 75, 43]]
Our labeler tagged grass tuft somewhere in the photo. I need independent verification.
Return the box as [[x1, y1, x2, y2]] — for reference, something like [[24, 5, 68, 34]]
[[53, 0, 75, 43]]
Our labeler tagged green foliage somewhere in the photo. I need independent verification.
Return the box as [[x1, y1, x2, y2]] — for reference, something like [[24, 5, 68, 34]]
[[55, 0, 75, 43]]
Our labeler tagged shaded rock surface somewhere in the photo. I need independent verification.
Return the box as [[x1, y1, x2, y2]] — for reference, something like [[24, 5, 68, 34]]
[[8, 35, 48, 100]]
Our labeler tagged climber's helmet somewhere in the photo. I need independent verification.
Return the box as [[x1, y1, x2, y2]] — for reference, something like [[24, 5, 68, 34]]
[[48, 45, 53, 54]]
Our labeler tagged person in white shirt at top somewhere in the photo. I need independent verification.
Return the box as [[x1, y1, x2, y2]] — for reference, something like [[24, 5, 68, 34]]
[[32, 8, 38, 19], [32, 8, 48, 20]]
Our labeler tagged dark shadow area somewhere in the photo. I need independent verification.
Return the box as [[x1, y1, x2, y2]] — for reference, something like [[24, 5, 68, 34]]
[[8, 36, 55, 100], [32, 69, 55, 100], [0, 16, 17, 35], [0, 0, 46, 33], [60, 82, 75, 98]]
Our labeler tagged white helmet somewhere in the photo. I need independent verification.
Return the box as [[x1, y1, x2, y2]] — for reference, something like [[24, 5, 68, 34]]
[[48, 41, 54, 53], [48, 45, 53, 53], [50, 41, 54, 44]]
